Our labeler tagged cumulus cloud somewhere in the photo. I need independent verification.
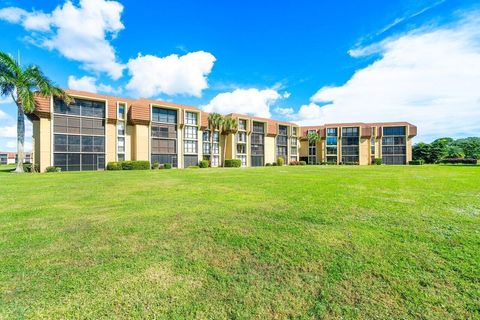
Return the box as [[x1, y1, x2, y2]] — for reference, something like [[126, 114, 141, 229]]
[[274, 107, 294, 116], [294, 12, 480, 141], [126, 51, 216, 98], [0, 0, 125, 79], [68, 75, 122, 95], [5, 139, 32, 151], [203, 88, 285, 118]]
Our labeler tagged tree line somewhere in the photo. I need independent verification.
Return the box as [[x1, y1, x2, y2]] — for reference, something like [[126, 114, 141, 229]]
[[413, 137, 480, 163]]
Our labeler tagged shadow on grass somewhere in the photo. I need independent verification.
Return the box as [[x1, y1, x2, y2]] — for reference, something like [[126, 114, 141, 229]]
[[0, 165, 16, 173]]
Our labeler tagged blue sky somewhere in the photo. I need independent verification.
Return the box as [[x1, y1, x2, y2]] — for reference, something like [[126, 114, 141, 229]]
[[0, 0, 479, 151]]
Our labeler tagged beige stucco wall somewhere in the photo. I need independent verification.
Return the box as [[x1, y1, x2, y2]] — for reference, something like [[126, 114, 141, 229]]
[[265, 136, 275, 164], [133, 124, 149, 161], [359, 138, 370, 165], [106, 123, 116, 163], [406, 137, 413, 162], [35, 118, 52, 172], [299, 140, 308, 158]]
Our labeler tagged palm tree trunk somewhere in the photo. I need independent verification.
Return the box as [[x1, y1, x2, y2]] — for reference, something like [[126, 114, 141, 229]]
[[210, 129, 214, 167], [222, 133, 227, 167], [15, 105, 25, 173]]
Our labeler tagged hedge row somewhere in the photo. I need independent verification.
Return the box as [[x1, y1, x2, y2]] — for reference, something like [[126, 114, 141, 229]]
[[440, 158, 478, 165], [107, 160, 150, 170], [224, 159, 242, 167]]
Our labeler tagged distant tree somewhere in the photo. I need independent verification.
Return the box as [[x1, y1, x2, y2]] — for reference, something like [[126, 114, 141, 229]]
[[412, 142, 432, 162], [453, 137, 480, 159], [0, 52, 72, 173], [221, 118, 238, 167], [207, 113, 223, 166], [446, 145, 465, 159]]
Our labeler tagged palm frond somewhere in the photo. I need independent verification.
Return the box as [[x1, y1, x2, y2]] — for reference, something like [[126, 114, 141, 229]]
[[24, 64, 74, 105], [17, 86, 36, 113], [0, 52, 21, 78]]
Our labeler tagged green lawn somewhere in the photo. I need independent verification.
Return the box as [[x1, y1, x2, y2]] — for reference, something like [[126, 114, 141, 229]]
[[0, 165, 479, 319]]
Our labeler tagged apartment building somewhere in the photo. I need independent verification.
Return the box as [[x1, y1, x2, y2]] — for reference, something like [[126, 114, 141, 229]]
[[0, 152, 31, 165], [299, 123, 417, 165], [27, 90, 416, 171]]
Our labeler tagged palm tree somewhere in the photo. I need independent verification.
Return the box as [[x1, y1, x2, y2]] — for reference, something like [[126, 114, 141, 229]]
[[0, 52, 72, 172], [307, 131, 320, 164], [207, 112, 223, 167], [221, 117, 238, 167]]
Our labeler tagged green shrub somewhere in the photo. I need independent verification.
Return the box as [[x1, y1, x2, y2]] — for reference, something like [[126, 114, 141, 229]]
[[121, 161, 150, 170], [199, 160, 209, 168], [164, 163, 172, 169], [23, 163, 39, 173], [107, 162, 122, 170], [272, 162, 278, 166], [374, 158, 382, 165], [299, 161, 307, 166], [326, 162, 337, 165], [343, 162, 359, 165], [440, 158, 477, 165], [409, 160, 424, 165], [224, 159, 242, 167], [152, 161, 160, 169], [45, 166, 61, 173], [276, 156, 285, 166], [266, 163, 272, 166]]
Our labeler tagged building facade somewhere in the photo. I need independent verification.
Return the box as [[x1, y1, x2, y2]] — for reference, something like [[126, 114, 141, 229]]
[[28, 90, 417, 172]]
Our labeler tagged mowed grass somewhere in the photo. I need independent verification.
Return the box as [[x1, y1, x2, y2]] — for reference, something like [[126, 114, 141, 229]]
[[0, 165, 479, 319]]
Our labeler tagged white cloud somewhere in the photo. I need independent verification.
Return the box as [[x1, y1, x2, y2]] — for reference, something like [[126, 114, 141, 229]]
[[0, 0, 125, 79], [274, 107, 294, 116], [295, 12, 480, 141], [5, 139, 32, 152], [126, 51, 216, 98], [0, 96, 13, 105], [0, 7, 51, 31], [202, 88, 284, 118], [0, 125, 16, 138], [68, 75, 122, 95]]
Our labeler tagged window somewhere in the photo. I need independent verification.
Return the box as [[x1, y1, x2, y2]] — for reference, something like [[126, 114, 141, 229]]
[[253, 122, 264, 133], [117, 121, 125, 136], [118, 137, 125, 153], [54, 98, 105, 118], [277, 125, 288, 160], [53, 97, 105, 174], [151, 154, 177, 167], [292, 127, 297, 137], [341, 127, 359, 163], [325, 131, 338, 162], [237, 131, 247, 143], [238, 119, 247, 131], [184, 126, 198, 140], [152, 107, 177, 123], [342, 127, 359, 137], [382, 127, 407, 165], [383, 126, 406, 136], [184, 155, 198, 167], [118, 103, 125, 120], [211, 155, 219, 167], [371, 137, 376, 164], [251, 121, 264, 167], [237, 154, 247, 167], [184, 140, 197, 154], [327, 128, 337, 136], [185, 112, 197, 125], [237, 144, 247, 154]]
